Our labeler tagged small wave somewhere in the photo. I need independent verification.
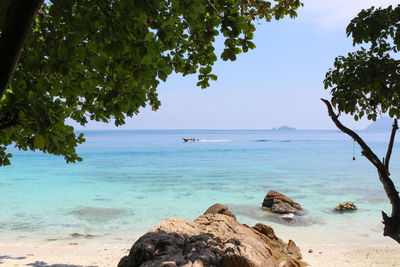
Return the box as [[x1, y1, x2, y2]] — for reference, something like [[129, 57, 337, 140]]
[[254, 139, 270, 142], [198, 139, 232, 142]]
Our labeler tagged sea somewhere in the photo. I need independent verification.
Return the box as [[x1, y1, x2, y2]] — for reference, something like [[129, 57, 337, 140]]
[[1, 130, 399, 245]]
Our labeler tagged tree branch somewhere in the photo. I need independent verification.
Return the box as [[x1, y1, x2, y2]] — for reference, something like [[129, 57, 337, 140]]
[[0, 117, 17, 130], [0, 0, 44, 99], [385, 118, 398, 172], [322, 98, 400, 243], [321, 99, 385, 173], [0, 112, 18, 130]]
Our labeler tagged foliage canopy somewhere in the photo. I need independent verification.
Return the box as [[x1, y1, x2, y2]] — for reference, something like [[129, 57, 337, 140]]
[[324, 5, 400, 121], [0, 0, 301, 166]]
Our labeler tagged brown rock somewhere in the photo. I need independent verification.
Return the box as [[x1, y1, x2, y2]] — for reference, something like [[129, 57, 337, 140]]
[[71, 232, 96, 239], [71, 232, 82, 237], [262, 190, 304, 215], [204, 203, 236, 220], [271, 201, 298, 214], [334, 201, 357, 212], [252, 223, 278, 241], [286, 240, 302, 260], [119, 204, 307, 267]]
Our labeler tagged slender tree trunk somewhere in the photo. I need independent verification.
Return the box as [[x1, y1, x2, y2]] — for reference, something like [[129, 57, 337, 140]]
[[380, 171, 400, 243], [321, 98, 400, 244], [0, 0, 44, 99]]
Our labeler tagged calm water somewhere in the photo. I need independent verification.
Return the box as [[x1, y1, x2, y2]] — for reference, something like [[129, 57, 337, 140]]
[[1, 130, 399, 244]]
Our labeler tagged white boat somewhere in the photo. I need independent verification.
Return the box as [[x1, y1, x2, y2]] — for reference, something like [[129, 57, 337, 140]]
[[183, 138, 199, 142]]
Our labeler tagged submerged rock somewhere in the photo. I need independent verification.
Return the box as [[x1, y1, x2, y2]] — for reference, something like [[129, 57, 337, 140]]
[[118, 204, 306, 267], [262, 190, 305, 215], [71, 232, 97, 239], [334, 201, 358, 212], [280, 213, 296, 223], [72, 207, 130, 222]]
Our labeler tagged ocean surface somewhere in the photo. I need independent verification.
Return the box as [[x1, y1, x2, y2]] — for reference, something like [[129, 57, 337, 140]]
[[1, 130, 399, 245]]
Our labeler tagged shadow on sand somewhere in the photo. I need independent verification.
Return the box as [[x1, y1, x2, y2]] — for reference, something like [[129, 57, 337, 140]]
[[0, 256, 96, 267], [0, 255, 27, 262], [27, 262, 96, 267]]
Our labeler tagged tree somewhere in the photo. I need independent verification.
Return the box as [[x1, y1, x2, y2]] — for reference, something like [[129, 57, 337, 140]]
[[323, 4, 400, 243], [0, 0, 302, 166]]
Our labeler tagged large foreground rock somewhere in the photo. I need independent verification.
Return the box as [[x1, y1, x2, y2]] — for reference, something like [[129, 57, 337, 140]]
[[119, 204, 306, 267], [262, 190, 304, 215]]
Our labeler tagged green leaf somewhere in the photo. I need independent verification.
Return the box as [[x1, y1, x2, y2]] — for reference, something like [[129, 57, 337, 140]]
[[34, 135, 46, 149]]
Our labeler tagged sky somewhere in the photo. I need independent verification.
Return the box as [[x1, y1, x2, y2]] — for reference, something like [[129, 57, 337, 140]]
[[74, 0, 399, 130]]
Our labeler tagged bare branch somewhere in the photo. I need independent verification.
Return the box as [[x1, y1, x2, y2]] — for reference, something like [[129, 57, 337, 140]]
[[321, 99, 385, 173], [385, 118, 398, 172]]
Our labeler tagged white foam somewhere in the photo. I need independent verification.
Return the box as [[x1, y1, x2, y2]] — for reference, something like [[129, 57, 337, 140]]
[[281, 213, 295, 218], [198, 139, 232, 142]]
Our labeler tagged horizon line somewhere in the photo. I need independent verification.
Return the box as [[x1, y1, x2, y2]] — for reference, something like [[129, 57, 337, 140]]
[[73, 128, 369, 131]]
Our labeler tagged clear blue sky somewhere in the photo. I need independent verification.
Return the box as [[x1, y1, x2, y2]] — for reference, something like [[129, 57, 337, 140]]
[[74, 0, 398, 130]]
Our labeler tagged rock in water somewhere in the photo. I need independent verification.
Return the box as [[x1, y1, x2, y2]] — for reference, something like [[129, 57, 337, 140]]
[[262, 190, 305, 215], [334, 201, 358, 212], [118, 204, 306, 267]]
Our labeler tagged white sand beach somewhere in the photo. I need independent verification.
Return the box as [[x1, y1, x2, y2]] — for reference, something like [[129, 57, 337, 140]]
[[300, 243, 400, 267], [1, 238, 400, 266]]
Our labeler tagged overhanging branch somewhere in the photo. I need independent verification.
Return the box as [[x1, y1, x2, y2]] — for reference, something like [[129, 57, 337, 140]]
[[0, 0, 44, 99]]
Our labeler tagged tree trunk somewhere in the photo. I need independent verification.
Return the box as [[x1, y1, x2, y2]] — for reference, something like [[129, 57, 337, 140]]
[[380, 170, 400, 243], [321, 98, 400, 244], [0, 0, 44, 99]]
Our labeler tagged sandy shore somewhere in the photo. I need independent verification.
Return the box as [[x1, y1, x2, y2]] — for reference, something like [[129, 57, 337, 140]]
[[299, 243, 400, 267], [0, 240, 132, 267], [1, 239, 400, 266]]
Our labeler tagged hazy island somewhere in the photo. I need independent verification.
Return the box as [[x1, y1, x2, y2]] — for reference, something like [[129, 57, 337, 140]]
[[364, 117, 393, 132], [272, 125, 296, 131]]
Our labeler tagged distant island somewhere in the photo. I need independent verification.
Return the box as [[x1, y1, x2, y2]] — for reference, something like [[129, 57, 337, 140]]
[[272, 125, 296, 131], [364, 117, 394, 132]]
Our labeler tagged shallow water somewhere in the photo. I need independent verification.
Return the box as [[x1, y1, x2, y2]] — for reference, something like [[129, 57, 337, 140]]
[[1, 130, 399, 244]]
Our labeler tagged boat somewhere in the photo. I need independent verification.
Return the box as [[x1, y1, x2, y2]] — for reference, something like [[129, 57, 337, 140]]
[[183, 138, 199, 142]]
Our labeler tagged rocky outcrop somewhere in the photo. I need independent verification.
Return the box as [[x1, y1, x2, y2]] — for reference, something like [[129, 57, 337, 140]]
[[334, 201, 357, 212], [262, 190, 304, 215], [203, 203, 236, 220], [119, 204, 307, 267]]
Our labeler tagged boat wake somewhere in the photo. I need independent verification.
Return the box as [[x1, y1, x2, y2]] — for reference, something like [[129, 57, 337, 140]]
[[198, 139, 232, 142]]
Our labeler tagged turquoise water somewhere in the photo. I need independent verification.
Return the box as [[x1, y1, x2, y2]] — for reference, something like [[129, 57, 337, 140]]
[[1, 130, 399, 244]]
